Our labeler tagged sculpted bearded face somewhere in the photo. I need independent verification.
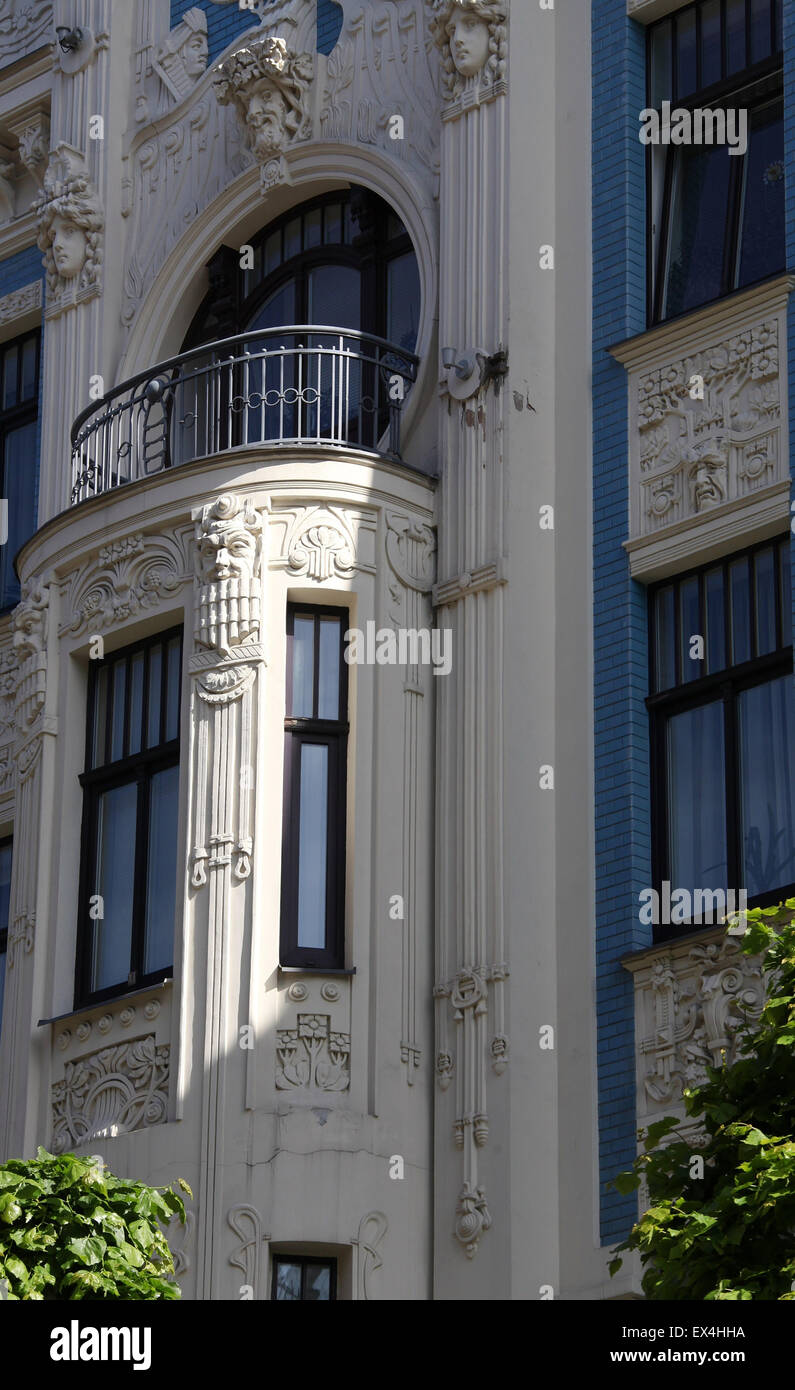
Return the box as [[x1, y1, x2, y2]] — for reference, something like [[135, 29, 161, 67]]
[[447, 11, 491, 77], [50, 214, 87, 279], [245, 84, 288, 157], [198, 519, 258, 584]]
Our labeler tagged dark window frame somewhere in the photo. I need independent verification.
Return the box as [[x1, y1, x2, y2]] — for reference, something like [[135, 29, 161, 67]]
[[0, 834, 12, 1037], [647, 537, 794, 940], [0, 328, 41, 612], [270, 1253, 337, 1301], [280, 604, 349, 971], [75, 626, 183, 1007], [645, 0, 784, 325]]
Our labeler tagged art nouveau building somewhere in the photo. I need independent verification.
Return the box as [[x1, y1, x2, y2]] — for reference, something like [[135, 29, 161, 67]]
[[0, 0, 606, 1301]]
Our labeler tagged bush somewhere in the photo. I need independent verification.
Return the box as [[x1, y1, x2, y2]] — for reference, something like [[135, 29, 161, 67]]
[[610, 898, 795, 1300], [0, 1148, 191, 1300]]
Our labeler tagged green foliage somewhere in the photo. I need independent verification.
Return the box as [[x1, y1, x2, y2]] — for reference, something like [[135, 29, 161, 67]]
[[610, 898, 795, 1300], [0, 1149, 192, 1300]]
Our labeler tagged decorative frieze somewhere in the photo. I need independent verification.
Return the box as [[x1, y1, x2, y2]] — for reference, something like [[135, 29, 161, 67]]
[[271, 504, 376, 578], [275, 1013, 351, 1091], [626, 932, 764, 1138], [0, 0, 53, 67], [51, 1035, 170, 1153], [0, 279, 42, 329], [59, 530, 191, 638]]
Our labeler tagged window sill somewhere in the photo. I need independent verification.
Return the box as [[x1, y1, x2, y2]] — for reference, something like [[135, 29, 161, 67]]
[[278, 965, 356, 977], [38, 977, 173, 1028]]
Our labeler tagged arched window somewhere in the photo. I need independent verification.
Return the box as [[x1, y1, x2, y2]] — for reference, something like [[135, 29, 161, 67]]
[[183, 188, 421, 353]]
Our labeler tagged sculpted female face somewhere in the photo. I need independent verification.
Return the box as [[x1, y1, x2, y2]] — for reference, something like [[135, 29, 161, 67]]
[[447, 12, 491, 77], [50, 213, 87, 279]]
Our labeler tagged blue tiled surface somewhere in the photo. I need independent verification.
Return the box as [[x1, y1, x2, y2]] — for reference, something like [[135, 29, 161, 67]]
[[170, 0, 342, 62], [592, 0, 652, 1245], [0, 244, 43, 299]]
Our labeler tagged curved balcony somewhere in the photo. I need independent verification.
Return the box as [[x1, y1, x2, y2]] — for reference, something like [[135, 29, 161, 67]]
[[70, 327, 419, 506]]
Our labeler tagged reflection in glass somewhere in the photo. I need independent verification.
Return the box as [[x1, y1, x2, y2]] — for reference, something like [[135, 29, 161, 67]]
[[92, 783, 137, 992], [730, 558, 751, 665], [304, 1263, 331, 1300], [739, 677, 795, 896], [129, 652, 144, 756], [665, 144, 731, 318], [147, 644, 162, 747], [297, 744, 328, 949], [668, 702, 727, 895], [387, 252, 421, 353], [754, 547, 776, 655], [144, 764, 178, 975], [679, 577, 700, 683], [319, 619, 341, 720], [655, 586, 675, 691], [291, 618, 315, 718], [737, 105, 784, 291], [274, 1262, 301, 1300]]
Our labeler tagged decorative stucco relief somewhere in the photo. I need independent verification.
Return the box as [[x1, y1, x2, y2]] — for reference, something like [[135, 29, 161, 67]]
[[353, 1210, 387, 1300], [628, 934, 764, 1154], [0, 0, 52, 66], [35, 144, 104, 317], [59, 530, 191, 638], [13, 581, 48, 733], [275, 1013, 351, 1091], [228, 1203, 270, 1299], [429, 0, 508, 107], [51, 1035, 170, 1153], [189, 494, 266, 887], [633, 317, 784, 539], [0, 280, 42, 329], [321, 2, 439, 176], [154, 7, 209, 107], [214, 33, 314, 189], [271, 503, 376, 578]]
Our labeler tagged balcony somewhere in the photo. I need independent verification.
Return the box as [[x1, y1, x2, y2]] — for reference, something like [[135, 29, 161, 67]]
[[70, 327, 419, 506]]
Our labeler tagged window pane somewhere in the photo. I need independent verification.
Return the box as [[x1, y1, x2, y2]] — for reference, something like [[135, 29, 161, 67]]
[[668, 702, 728, 895], [651, 21, 672, 106], [110, 659, 126, 762], [147, 644, 162, 747], [284, 217, 301, 260], [705, 567, 726, 673], [664, 144, 730, 318], [655, 586, 675, 691], [739, 677, 795, 896], [749, 0, 772, 63], [0, 841, 12, 931], [129, 652, 144, 757], [1, 421, 38, 609], [387, 252, 421, 353], [304, 1262, 332, 1300], [247, 281, 296, 335], [165, 637, 181, 742], [679, 576, 701, 683], [737, 105, 785, 290], [781, 541, 791, 635], [297, 743, 328, 949], [0, 945, 5, 1040], [291, 617, 315, 718], [700, 0, 722, 87], [91, 782, 137, 993], [675, 7, 697, 99], [318, 618, 341, 720], [730, 558, 751, 665], [264, 230, 282, 276], [726, 0, 747, 72], [307, 265, 361, 331], [274, 1261, 302, 1300], [144, 764, 178, 976], [92, 664, 109, 768], [754, 547, 776, 655], [20, 337, 37, 401], [304, 208, 322, 248], [2, 345, 18, 410], [324, 203, 342, 244]]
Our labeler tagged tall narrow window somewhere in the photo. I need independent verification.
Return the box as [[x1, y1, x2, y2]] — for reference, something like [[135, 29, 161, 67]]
[[281, 606, 348, 969], [76, 629, 182, 1006], [648, 538, 794, 938], [0, 331, 40, 609], [0, 837, 12, 1040]]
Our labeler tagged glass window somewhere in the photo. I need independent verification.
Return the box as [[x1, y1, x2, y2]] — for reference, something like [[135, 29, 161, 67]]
[[648, 0, 783, 324], [0, 838, 12, 1042], [272, 1255, 336, 1301], [281, 607, 348, 969], [78, 629, 182, 1005], [649, 537, 795, 937], [0, 331, 40, 610]]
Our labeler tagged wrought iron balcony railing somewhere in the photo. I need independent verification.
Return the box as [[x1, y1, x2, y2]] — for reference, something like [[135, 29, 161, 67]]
[[70, 327, 419, 506]]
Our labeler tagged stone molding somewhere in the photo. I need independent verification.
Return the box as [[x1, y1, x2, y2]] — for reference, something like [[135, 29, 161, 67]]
[[58, 529, 192, 638], [0, 278, 42, 329], [0, 0, 53, 67]]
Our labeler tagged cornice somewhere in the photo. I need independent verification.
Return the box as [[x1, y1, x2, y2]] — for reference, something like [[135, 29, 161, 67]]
[[627, 0, 693, 23], [620, 925, 724, 973], [609, 275, 795, 373], [0, 207, 37, 260], [624, 481, 790, 582]]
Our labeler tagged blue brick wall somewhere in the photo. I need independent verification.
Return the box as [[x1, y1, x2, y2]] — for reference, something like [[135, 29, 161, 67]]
[[592, 0, 652, 1245], [785, 1, 795, 652], [170, 0, 343, 62], [0, 244, 44, 300]]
